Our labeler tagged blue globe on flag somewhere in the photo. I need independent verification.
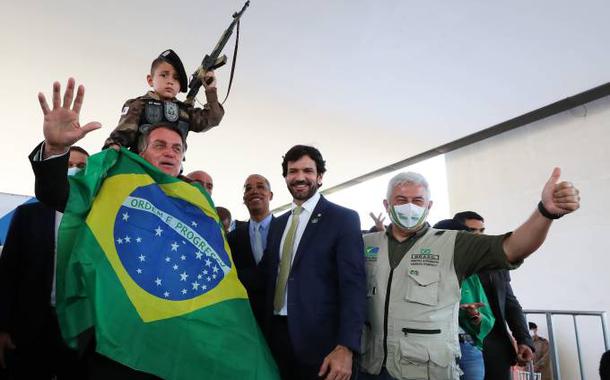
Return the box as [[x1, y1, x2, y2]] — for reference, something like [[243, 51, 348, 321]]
[[113, 184, 231, 301]]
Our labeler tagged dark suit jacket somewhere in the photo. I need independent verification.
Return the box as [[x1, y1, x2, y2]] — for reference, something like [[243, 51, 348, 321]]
[[28, 143, 71, 213], [227, 217, 275, 326], [260, 195, 366, 367], [479, 270, 534, 364], [0, 202, 56, 346]]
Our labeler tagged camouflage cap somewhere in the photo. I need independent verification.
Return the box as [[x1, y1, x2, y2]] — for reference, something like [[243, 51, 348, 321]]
[[158, 49, 188, 93]]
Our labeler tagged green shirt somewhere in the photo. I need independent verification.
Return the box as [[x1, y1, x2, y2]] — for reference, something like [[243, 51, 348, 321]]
[[460, 275, 495, 349], [386, 224, 520, 281]]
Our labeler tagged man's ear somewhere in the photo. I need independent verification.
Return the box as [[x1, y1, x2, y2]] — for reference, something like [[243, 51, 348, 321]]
[[383, 199, 389, 211], [269, 191, 274, 201], [427, 200, 434, 211]]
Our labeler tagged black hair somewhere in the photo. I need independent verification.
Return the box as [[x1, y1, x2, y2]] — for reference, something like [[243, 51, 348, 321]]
[[216, 206, 231, 222], [433, 219, 469, 231], [600, 350, 610, 380], [70, 146, 90, 157], [150, 57, 169, 75], [453, 211, 484, 224], [281, 145, 326, 178], [528, 322, 538, 330]]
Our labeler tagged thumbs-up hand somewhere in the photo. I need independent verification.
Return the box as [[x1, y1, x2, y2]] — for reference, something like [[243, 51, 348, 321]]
[[541, 167, 580, 216]]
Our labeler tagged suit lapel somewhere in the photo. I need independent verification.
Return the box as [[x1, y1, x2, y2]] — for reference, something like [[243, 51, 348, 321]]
[[291, 196, 329, 270]]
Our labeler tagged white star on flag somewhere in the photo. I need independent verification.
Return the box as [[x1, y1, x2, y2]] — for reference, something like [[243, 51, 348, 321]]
[[173, 264, 179, 270], [136, 268, 143, 274], [192, 281, 200, 290], [164, 291, 170, 298], [124, 236, 131, 243], [171, 242, 179, 251], [155, 226, 163, 236], [136, 237, 142, 243], [165, 257, 171, 262], [138, 254, 146, 262], [122, 212, 130, 221], [155, 278, 162, 286], [195, 251, 203, 260], [117, 238, 123, 244], [180, 272, 189, 281], [191, 221, 198, 227], [180, 255, 186, 261], [181, 289, 187, 294]]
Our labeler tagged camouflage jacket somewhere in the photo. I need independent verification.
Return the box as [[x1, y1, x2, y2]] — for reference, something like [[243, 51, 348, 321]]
[[103, 89, 224, 152]]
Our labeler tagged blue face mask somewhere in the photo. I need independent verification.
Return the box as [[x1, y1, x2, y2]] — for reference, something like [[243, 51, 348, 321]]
[[67, 167, 82, 177]]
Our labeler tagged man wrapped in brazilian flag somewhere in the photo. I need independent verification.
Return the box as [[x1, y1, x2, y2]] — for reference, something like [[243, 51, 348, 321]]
[[29, 78, 279, 379]]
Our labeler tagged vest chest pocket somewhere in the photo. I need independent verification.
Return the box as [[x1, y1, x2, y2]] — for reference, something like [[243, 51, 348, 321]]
[[405, 269, 440, 306]]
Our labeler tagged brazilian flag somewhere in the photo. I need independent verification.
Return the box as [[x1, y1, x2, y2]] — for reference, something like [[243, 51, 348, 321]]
[[56, 148, 279, 379]]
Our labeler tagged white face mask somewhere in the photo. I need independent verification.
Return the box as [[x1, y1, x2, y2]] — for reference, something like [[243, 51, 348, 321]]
[[67, 167, 82, 177], [389, 203, 429, 231]]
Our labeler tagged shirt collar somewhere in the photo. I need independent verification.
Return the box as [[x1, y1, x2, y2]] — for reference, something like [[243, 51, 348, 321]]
[[291, 191, 321, 215], [386, 222, 430, 242], [250, 213, 273, 230], [147, 91, 176, 101]]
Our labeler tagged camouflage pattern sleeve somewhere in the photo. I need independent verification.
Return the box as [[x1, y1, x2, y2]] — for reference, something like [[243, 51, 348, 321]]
[[186, 88, 225, 133], [102, 98, 145, 150]]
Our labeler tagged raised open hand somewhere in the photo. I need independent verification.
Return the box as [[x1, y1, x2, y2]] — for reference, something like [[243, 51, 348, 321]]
[[38, 78, 101, 156]]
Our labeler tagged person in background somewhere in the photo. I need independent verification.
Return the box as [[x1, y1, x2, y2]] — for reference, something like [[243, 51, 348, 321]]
[[187, 170, 214, 196], [216, 206, 232, 235], [0, 147, 89, 379], [434, 218, 495, 380], [529, 322, 552, 380], [453, 211, 535, 380], [227, 174, 275, 326]]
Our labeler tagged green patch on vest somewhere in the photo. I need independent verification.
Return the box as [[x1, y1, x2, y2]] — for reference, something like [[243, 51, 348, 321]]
[[364, 246, 379, 262]]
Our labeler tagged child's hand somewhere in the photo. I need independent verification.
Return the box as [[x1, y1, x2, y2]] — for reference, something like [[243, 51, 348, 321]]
[[108, 144, 120, 151], [201, 70, 217, 90]]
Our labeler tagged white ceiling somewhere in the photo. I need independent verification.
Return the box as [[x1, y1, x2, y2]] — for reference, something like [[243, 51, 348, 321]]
[[1, 0, 609, 220]]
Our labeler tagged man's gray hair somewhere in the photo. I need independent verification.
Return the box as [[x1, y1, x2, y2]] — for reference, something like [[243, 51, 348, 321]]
[[137, 124, 187, 154], [386, 172, 431, 201]]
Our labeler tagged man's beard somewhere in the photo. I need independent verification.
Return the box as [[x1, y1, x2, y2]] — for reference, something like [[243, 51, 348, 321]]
[[288, 179, 318, 202]]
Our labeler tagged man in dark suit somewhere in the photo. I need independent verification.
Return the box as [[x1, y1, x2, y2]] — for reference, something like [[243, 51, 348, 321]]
[[227, 174, 275, 326], [0, 147, 89, 379], [454, 211, 534, 380], [261, 145, 366, 380], [26, 78, 184, 379]]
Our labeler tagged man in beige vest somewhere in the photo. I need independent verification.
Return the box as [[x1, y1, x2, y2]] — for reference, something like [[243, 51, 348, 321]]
[[360, 171, 580, 380]]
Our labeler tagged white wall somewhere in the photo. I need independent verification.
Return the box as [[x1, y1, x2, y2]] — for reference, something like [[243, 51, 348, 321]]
[[445, 96, 610, 379], [324, 155, 451, 231]]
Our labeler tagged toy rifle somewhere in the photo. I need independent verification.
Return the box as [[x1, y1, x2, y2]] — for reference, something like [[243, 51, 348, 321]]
[[185, 1, 250, 106]]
